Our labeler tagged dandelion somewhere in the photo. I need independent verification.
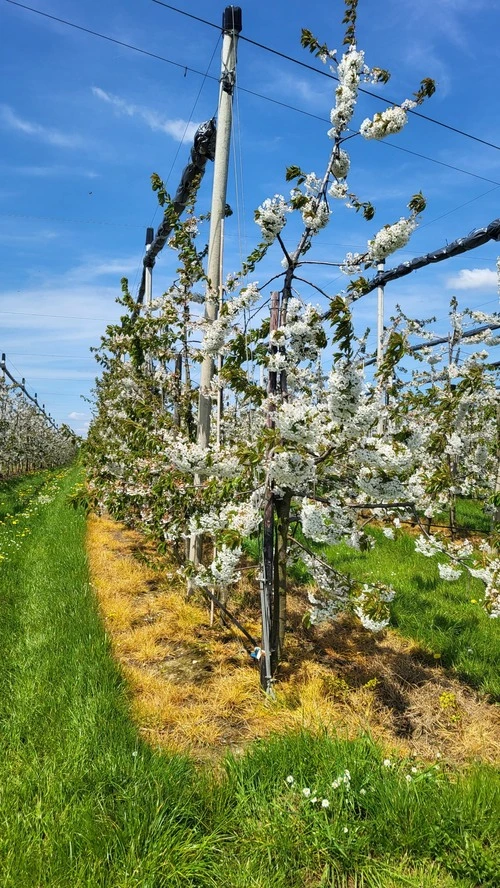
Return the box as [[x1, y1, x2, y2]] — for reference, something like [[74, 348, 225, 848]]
[[302, 787, 311, 798], [383, 759, 391, 767], [286, 775, 295, 785], [343, 827, 349, 834], [411, 766, 418, 774], [359, 788, 367, 796], [321, 798, 330, 808], [405, 774, 412, 783], [310, 797, 318, 804]]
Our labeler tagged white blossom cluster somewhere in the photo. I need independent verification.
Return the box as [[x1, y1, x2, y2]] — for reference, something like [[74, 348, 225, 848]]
[[339, 252, 363, 275], [290, 173, 330, 234], [269, 450, 315, 493], [356, 439, 413, 476], [307, 588, 349, 625], [367, 216, 417, 262], [304, 555, 351, 625], [254, 194, 291, 244], [274, 400, 326, 449], [194, 544, 242, 590], [167, 439, 240, 479], [437, 563, 462, 581], [444, 432, 463, 458], [199, 283, 261, 358], [354, 584, 395, 632], [268, 299, 325, 379], [301, 198, 330, 233], [329, 182, 349, 201], [221, 497, 263, 536], [331, 149, 350, 179], [328, 47, 367, 138], [414, 534, 441, 558], [301, 499, 354, 545], [0, 377, 77, 477], [328, 359, 364, 424], [360, 101, 415, 141]]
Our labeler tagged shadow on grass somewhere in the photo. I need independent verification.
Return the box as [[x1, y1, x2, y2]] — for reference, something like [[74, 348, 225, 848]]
[[276, 595, 499, 746]]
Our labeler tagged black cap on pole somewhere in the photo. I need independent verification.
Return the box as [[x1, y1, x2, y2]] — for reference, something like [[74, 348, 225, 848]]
[[145, 227, 154, 246], [222, 6, 242, 33]]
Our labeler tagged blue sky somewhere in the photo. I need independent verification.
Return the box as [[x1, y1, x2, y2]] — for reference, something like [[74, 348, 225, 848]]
[[1, 0, 500, 435]]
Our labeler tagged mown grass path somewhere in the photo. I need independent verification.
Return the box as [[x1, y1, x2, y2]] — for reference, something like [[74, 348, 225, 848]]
[[0, 467, 219, 887], [0, 467, 498, 887]]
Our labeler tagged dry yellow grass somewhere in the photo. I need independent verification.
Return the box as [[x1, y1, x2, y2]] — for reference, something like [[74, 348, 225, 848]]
[[87, 514, 500, 763]]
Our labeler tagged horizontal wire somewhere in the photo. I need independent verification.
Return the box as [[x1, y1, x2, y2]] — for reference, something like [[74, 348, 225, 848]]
[[3, 1, 500, 192], [152, 0, 500, 153]]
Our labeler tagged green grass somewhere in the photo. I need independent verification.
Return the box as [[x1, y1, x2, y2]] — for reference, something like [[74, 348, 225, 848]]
[[0, 467, 221, 887], [319, 526, 500, 699], [0, 469, 53, 521], [219, 732, 499, 888], [0, 470, 498, 887], [433, 498, 492, 534]]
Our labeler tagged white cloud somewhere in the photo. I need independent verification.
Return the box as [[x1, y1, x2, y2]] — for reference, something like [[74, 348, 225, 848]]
[[92, 87, 199, 142], [0, 105, 86, 149], [73, 421, 90, 435], [269, 70, 331, 109], [0, 282, 120, 343], [63, 254, 142, 283], [10, 165, 99, 179], [0, 228, 58, 244], [446, 268, 498, 290], [68, 411, 86, 419], [398, 0, 491, 50]]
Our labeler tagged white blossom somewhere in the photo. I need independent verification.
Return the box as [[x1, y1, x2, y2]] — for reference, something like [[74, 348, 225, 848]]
[[329, 48, 366, 137], [361, 105, 409, 140], [438, 563, 462, 582], [255, 195, 291, 244], [331, 149, 350, 179], [367, 216, 417, 262]]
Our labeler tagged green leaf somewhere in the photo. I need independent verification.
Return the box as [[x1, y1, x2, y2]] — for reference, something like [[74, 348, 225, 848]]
[[408, 191, 427, 214]]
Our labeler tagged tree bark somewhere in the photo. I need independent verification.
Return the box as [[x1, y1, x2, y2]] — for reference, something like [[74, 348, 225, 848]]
[[271, 491, 292, 674]]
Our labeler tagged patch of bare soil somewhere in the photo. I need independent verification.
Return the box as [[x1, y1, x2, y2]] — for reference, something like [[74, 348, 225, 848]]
[[87, 514, 500, 765]]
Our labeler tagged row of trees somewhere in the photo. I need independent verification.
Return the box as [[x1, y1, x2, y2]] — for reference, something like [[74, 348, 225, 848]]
[[0, 375, 78, 478], [86, 0, 500, 684]]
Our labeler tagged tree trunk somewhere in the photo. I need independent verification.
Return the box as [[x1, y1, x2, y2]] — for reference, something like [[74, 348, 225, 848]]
[[173, 352, 182, 429], [260, 291, 280, 691], [271, 492, 291, 674]]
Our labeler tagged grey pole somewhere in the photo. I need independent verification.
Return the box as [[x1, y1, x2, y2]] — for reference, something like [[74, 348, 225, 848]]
[[188, 7, 242, 577], [376, 259, 385, 371], [144, 227, 154, 306], [197, 6, 242, 450], [376, 259, 385, 434]]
